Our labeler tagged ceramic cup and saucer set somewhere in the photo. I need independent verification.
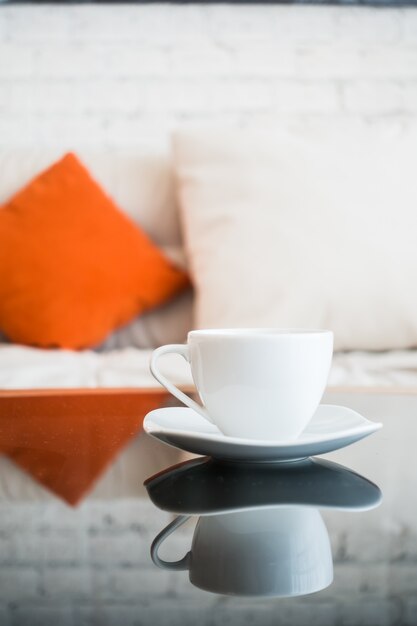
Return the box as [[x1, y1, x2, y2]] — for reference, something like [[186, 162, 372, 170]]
[[145, 328, 382, 462], [145, 329, 383, 598]]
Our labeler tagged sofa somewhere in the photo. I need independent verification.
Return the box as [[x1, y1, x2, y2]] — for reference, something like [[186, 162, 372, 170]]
[[1, 142, 417, 503], [1, 138, 417, 626]]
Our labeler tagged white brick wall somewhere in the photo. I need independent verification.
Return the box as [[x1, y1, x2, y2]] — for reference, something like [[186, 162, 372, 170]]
[[0, 4, 417, 150]]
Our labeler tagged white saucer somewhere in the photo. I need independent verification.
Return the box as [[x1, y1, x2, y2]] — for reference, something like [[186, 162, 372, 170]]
[[143, 405, 382, 462]]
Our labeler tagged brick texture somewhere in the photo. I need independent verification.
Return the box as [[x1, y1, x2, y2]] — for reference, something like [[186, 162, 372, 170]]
[[0, 5, 416, 148]]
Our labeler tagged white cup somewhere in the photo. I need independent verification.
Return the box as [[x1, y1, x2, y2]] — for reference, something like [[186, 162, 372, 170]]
[[150, 328, 333, 441], [151, 507, 333, 598]]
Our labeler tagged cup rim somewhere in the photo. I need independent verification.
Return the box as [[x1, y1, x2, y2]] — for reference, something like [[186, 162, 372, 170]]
[[188, 328, 333, 340]]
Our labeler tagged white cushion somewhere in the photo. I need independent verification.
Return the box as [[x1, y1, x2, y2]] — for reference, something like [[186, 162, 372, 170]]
[[173, 126, 417, 351]]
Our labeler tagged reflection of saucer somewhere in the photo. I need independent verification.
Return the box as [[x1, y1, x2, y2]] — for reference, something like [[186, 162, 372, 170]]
[[144, 405, 382, 462], [145, 455, 382, 516]]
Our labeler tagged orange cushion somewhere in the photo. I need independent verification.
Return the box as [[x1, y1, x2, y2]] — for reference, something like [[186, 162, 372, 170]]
[[0, 153, 190, 349]]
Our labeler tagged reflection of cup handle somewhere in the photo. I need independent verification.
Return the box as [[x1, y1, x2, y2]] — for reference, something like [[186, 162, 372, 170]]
[[151, 515, 191, 571], [150, 344, 214, 424]]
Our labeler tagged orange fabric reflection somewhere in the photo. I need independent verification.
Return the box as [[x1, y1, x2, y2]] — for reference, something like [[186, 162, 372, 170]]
[[0, 390, 168, 505]]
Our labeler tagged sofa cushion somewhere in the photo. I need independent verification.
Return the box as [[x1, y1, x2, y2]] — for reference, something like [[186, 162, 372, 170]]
[[0, 152, 189, 349], [1, 344, 417, 390], [0, 345, 194, 389], [173, 125, 417, 351]]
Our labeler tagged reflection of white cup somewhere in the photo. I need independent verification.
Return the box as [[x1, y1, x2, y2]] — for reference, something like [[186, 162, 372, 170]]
[[150, 329, 333, 440], [151, 507, 333, 598]]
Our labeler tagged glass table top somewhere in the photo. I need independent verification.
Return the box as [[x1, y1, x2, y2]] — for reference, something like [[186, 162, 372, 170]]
[[0, 397, 416, 626], [141, 408, 417, 626]]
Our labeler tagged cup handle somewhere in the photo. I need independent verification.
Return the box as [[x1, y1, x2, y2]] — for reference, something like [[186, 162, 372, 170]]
[[150, 344, 214, 424], [151, 515, 191, 571]]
